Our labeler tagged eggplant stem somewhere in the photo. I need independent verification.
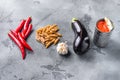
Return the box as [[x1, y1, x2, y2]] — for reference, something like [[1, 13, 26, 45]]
[[72, 18, 77, 22]]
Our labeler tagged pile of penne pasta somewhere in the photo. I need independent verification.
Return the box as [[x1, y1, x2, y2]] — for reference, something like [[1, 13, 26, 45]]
[[36, 24, 62, 48]]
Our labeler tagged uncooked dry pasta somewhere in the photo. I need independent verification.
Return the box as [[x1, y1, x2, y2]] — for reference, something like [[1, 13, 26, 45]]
[[36, 24, 62, 48]]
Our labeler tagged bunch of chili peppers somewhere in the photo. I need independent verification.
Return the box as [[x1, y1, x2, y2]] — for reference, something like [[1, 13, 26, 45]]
[[8, 17, 33, 60]]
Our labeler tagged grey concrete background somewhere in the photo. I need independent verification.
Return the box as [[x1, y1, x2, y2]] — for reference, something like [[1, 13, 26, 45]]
[[0, 0, 120, 80]]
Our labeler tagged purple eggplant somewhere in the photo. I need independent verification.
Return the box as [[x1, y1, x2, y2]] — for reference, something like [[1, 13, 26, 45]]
[[71, 18, 90, 54]]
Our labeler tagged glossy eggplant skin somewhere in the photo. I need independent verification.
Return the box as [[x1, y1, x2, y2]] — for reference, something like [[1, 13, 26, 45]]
[[71, 19, 90, 54]]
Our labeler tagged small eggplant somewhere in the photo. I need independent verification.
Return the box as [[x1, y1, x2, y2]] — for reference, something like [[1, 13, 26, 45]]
[[71, 18, 90, 54]]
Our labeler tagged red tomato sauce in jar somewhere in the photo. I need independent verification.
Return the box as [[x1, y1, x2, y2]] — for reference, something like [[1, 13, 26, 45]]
[[97, 19, 110, 32]]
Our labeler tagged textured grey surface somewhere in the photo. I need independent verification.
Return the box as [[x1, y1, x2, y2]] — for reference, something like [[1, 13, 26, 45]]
[[0, 0, 120, 80]]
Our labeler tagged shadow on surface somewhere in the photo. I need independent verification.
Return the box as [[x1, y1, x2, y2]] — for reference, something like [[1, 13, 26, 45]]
[[59, 50, 71, 58], [103, 40, 120, 61], [77, 50, 96, 62]]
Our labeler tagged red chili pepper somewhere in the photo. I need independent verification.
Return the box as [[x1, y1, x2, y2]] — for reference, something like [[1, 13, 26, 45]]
[[22, 17, 31, 37], [25, 24, 32, 39], [18, 32, 33, 51], [8, 32, 26, 59], [21, 32, 25, 39], [10, 30, 18, 37], [15, 20, 26, 33]]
